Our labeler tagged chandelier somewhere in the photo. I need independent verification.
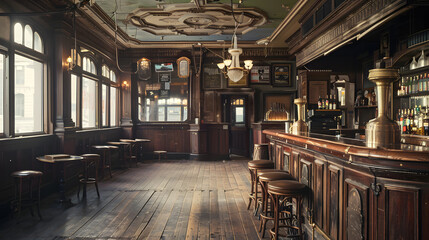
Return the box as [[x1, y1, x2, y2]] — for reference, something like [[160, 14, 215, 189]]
[[217, 34, 253, 82]]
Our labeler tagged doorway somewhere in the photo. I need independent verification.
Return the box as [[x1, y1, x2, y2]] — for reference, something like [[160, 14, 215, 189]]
[[222, 95, 250, 157]]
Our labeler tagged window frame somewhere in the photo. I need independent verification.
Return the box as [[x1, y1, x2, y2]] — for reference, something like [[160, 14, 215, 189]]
[[9, 21, 48, 137]]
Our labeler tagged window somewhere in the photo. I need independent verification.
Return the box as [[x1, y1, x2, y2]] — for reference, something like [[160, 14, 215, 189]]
[[82, 77, 97, 128], [14, 54, 43, 133], [138, 63, 189, 122], [102, 84, 108, 126], [0, 54, 4, 133], [71, 74, 78, 126], [151, 98, 188, 122], [232, 98, 245, 125], [83, 57, 96, 75], [110, 87, 117, 126]]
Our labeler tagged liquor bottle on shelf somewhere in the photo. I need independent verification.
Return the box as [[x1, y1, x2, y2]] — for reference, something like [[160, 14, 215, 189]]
[[423, 73, 428, 92], [410, 109, 417, 134], [418, 105, 425, 135], [328, 95, 333, 109], [399, 109, 403, 134], [318, 96, 322, 109], [332, 95, 337, 109], [423, 107, 429, 136], [403, 109, 409, 134], [325, 95, 329, 110]]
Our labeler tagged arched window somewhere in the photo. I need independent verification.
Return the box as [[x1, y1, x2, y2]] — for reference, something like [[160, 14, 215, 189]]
[[83, 57, 96, 75], [13, 22, 45, 134], [14, 23, 43, 53], [14, 23, 23, 44]]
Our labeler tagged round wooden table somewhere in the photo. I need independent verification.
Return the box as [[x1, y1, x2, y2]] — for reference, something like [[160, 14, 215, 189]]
[[37, 155, 83, 207]]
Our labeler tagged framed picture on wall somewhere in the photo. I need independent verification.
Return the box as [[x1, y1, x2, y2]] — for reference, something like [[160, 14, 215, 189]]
[[250, 66, 270, 84], [271, 63, 292, 87], [227, 74, 249, 88], [203, 64, 223, 89]]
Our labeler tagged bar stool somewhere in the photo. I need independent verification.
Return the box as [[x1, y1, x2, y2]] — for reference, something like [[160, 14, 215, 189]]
[[258, 172, 295, 237], [120, 139, 138, 167], [77, 154, 100, 199], [268, 180, 307, 240], [253, 143, 269, 160], [247, 160, 274, 214], [92, 145, 113, 179], [154, 150, 167, 161], [10, 170, 43, 220]]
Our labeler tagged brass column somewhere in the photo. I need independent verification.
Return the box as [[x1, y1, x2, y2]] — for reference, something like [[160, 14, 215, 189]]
[[290, 98, 308, 136], [365, 68, 400, 149]]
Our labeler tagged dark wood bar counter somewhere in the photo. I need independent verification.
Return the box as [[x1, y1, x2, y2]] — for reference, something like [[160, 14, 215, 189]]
[[263, 130, 429, 240]]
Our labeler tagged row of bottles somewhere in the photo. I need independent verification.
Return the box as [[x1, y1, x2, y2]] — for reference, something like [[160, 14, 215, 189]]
[[398, 73, 429, 96], [317, 95, 337, 110], [397, 106, 429, 135], [409, 50, 428, 70]]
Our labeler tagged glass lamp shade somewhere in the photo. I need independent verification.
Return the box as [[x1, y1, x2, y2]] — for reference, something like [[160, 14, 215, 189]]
[[227, 67, 244, 82], [224, 59, 232, 67], [217, 62, 225, 69]]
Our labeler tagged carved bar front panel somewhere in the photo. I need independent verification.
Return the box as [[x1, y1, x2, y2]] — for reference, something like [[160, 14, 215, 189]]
[[264, 130, 429, 240]]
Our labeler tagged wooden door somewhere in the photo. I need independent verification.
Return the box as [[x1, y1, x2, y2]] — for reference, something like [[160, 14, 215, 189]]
[[223, 95, 249, 157]]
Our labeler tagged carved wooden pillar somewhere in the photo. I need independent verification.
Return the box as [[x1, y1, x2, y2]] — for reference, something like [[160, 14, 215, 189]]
[[52, 19, 76, 152], [120, 70, 133, 138]]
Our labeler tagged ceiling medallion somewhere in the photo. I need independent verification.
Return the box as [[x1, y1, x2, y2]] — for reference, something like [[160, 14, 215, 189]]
[[125, 2, 267, 36]]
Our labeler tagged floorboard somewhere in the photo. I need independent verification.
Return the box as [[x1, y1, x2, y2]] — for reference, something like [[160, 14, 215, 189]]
[[0, 157, 273, 240]]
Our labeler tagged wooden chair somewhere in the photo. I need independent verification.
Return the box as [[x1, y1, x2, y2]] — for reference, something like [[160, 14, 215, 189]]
[[77, 154, 100, 199]]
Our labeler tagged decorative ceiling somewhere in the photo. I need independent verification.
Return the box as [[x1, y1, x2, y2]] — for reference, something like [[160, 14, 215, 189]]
[[95, 0, 298, 42]]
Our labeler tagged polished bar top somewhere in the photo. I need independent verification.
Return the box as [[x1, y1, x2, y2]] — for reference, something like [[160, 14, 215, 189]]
[[263, 130, 429, 162]]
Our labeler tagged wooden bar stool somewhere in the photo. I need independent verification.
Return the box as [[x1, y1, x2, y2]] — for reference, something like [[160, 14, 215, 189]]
[[258, 172, 295, 237], [253, 143, 269, 160], [92, 145, 113, 179], [77, 154, 100, 199], [247, 160, 274, 214], [268, 180, 307, 240], [154, 150, 167, 161], [10, 170, 43, 220]]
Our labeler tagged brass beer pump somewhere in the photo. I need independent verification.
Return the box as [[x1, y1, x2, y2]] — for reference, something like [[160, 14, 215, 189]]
[[290, 98, 309, 136], [365, 66, 400, 149]]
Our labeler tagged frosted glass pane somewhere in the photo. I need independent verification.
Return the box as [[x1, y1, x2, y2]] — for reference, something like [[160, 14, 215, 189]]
[[34, 32, 42, 53], [71, 74, 77, 126], [14, 54, 43, 134], [14, 23, 23, 44], [82, 77, 97, 128], [24, 25, 33, 48]]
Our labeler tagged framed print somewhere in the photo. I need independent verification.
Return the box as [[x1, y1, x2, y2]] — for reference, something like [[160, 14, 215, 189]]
[[154, 63, 174, 72], [203, 64, 223, 89], [271, 63, 292, 87], [263, 92, 294, 121], [227, 73, 249, 88], [159, 89, 170, 99], [177, 57, 190, 78], [137, 58, 151, 80], [250, 66, 270, 84], [159, 72, 171, 82]]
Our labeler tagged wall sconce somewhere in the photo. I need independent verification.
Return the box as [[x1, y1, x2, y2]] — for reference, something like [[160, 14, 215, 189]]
[[122, 80, 130, 89], [66, 56, 73, 71]]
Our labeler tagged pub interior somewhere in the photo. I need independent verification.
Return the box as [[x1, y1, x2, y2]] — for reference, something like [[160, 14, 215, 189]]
[[0, 0, 429, 239]]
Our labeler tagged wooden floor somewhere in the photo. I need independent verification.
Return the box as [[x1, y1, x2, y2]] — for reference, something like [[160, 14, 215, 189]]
[[0, 157, 271, 240]]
